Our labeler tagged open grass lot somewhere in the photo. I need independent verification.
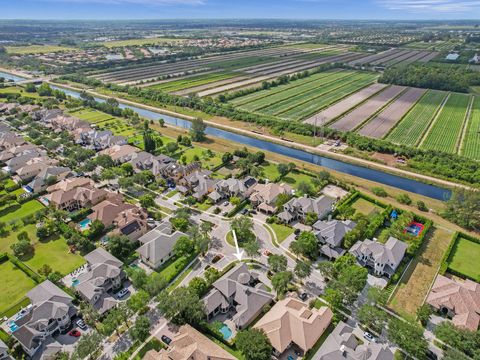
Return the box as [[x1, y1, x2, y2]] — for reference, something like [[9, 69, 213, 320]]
[[282, 170, 316, 190], [23, 234, 85, 275], [148, 72, 236, 93], [389, 227, 453, 318], [386, 90, 447, 146], [461, 96, 480, 160], [177, 147, 223, 169], [260, 162, 281, 181], [269, 223, 294, 243], [447, 237, 480, 281], [5, 45, 75, 54], [97, 118, 137, 137], [0, 224, 37, 254], [421, 93, 471, 153], [351, 197, 382, 215], [0, 86, 41, 98], [0, 200, 44, 224], [69, 108, 117, 124], [0, 260, 36, 314], [101, 37, 185, 48]]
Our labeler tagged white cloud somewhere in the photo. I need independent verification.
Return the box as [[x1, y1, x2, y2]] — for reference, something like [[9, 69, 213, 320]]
[[377, 0, 480, 12], [43, 0, 205, 5]]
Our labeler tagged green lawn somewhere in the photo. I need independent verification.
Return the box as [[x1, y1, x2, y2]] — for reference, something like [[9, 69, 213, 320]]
[[0, 223, 38, 254], [282, 171, 315, 190], [23, 234, 85, 275], [0, 200, 44, 224], [260, 163, 281, 182], [448, 237, 480, 281], [178, 147, 223, 169], [269, 223, 294, 243], [69, 109, 116, 124], [351, 198, 382, 216], [0, 260, 36, 314]]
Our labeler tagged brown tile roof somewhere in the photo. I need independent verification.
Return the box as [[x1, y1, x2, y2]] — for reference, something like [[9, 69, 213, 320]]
[[87, 193, 135, 226], [143, 325, 236, 360], [254, 297, 333, 353], [427, 275, 480, 331]]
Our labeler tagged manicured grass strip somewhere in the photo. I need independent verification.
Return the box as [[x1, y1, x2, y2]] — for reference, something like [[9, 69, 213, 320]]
[[264, 73, 371, 117], [148, 72, 235, 92], [386, 90, 447, 146], [232, 70, 343, 107], [421, 93, 471, 153], [447, 237, 480, 281], [0, 200, 43, 224], [461, 96, 480, 160], [269, 223, 294, 244], [280, 75, 376, 121], [0, 260, 36, 314]]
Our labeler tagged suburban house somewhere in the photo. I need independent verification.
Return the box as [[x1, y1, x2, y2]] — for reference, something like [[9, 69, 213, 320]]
[[99, 144, 139, 164], [203, 262, 274, 330], [110, 206, 149, 241], [314, 219, 356, 260], [75, 248, 125, 314], [144, 324, 236, 360], [76, 129, 127, 151], [278, 195, 335, 224], [0, 339, 7, 359], [12, 280, 76, 357], [249, 182, 293, 214], [4, 151, 47, 174], [0, 143, 39, 163], [177, 170, 218, 200], [49, 184, 107, 211], [128, 152, 176, 177], [208, 176, 257, 203], [87, 193, 136, 227], [136, 222, 186, 269], [15, 159, 56, 181], [47, 177, 94, 193], [349, 237, 408, 278], [0, 133, 26, 150], [426, 275, 480, 331], [254, 297, 333, 356], [312, 321, 394, 360], [25, 165, 72, 193]]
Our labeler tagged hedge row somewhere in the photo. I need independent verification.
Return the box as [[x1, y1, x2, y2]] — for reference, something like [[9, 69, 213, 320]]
[[227, 199, 249, 218], [8, 254, 44, 284], [439, 231, 480, 281], [0, 252, 8, 265]]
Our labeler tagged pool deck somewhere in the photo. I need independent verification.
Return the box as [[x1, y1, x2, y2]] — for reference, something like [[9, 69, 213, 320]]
[[61, 264, 90, 288]]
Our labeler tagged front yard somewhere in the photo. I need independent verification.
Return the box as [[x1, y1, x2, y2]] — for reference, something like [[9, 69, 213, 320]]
[[269, 223, 294, 244]]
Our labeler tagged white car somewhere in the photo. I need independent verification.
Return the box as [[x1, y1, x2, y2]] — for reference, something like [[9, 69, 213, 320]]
[[363, 332, 375, 342], [116, 288, 130, 299]]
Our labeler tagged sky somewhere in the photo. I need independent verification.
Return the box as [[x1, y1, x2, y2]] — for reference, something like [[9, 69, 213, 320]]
[[2, 0, 480, 20]]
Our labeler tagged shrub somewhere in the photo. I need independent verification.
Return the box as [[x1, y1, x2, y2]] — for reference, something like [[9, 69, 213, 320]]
[[372, 187, 388, 197]]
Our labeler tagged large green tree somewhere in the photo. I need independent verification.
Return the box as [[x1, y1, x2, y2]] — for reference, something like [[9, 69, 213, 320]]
[[289, 231, 318, 259], [388, 318, 428, 359], [157, 287, 205, 326], [236, 328, 273, 360], [189, 118, 206, 142]]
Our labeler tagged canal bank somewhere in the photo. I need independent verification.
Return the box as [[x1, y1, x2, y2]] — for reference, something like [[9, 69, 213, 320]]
[[48, 82, 455, 201]]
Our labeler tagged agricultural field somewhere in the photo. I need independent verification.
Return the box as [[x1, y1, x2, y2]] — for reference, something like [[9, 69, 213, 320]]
[[305, 83, 387, 125], [420, 93, 471, 153], [460, 96, 480, 160], [148, 72, 237, 93], [5, 45, 75, 54], [234, 70, 377, 121], [358, 87, 426, 139], [446, 236, 480, 281], [331, 85, 406, 131], [386, 90, 448, 146]]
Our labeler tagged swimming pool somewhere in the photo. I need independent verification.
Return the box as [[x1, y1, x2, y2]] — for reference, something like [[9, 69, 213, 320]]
[[78, 218, 91, 231], [72, 278, 80, 287], [219, 323, 232, 340], [8, 321, 18, 332]]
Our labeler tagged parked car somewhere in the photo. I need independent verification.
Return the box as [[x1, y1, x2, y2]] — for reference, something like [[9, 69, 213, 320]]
[[299, 292, 308, 301], [294, 228, 301, 235], [76, 319, 87, 330], [262, 249, 272, 257], [161, 335, 172, 345], [426, 350, 438, 360], [116, 288, 130, 299], [223, 201, 229, 206], [68, 330, 81, 337], [363, 332, 375, 342]]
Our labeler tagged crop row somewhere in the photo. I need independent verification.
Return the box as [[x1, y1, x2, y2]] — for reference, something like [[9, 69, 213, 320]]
[[280, 75, 376, 121], [461, 96, 480, 160], [230, 70, 341, 106], [259, 73, 365, 116], [238, 71, 352, 112], [386, 90, 447, 146], [421, 93, 471, 153], [148, 72, 236, 92]]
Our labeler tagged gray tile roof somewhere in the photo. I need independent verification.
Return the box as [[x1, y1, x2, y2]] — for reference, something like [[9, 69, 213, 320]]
[[314, 219, 356, 248], [312, 321, 393, 360]]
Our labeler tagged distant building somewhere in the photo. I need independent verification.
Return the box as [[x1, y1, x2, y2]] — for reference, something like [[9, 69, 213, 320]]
[[446, 52, 460, 61]]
